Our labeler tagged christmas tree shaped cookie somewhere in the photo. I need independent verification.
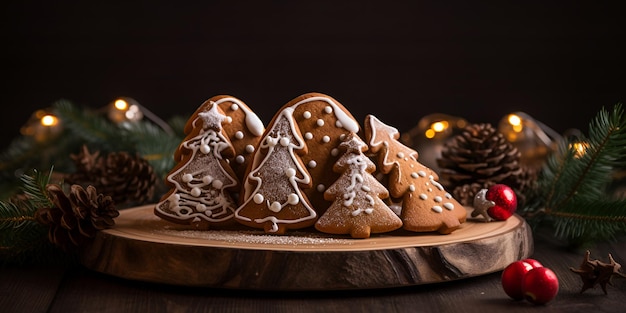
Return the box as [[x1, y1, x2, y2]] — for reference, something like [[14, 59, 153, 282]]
[[283, 93, 361, 215], [155, 101, 239, 229], [364, 115, 467, 234], [235, 106, 317, 234], [315, 133, 403, 238]]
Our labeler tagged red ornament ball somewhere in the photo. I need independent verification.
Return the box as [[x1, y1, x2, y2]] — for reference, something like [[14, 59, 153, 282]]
[[522, 267, 559, 305], [501, 259, 543, 300], [485, 184, 518, 221]]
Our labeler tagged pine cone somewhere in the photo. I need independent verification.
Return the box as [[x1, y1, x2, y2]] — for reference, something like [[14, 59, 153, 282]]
[[97, 151, 157, 205], [35, 184, 118, 252], [437, 123, 524, 195], [67, 146, 157, 205]]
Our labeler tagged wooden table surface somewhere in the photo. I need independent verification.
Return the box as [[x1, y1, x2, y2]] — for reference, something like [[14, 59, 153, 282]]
[[2, 232, 625, 313]]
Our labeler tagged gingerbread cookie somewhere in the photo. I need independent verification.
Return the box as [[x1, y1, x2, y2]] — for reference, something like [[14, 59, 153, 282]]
[[315, 133, 403, 238], [364, 115, 467, 234], [286, 93, 361, 214], [234, 105, 316, 234], [155, 100, 240, 229]]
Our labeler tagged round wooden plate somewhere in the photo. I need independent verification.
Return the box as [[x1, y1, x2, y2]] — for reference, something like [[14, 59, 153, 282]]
[[80, 205, 533, 290]]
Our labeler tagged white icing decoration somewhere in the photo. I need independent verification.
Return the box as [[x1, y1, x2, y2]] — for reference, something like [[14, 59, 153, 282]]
[[434, 196, 442, 203], [361, 185, 371, 192], [432, 206, 443, 213], [285, 167, 296, 177], [287, 193, 300, 205], [182, 174, 193, 183], [200, 144, 211, 154], [339, 134, 346, 140], [331, 148, 339, 156], [336, 120, 343, 128], [444, 203, 455, 210], [235, 155, 245, 164], [419, 193, 428, 200], [191, 187, 201, 197], [429, 175, 445, 191], [411, 172, 418, 179], [215, 97, 264, 137], [230, 103, 239, 111], [245, 144, 255, 153], [409, 185, 415, 192], [202, 175, 213, 184], [317, 184, 325, 192], [303, 111, 312, 119], [235, 131, 244, 139], [324, 106, 332, 113], [269, 201, 282, 212], [212, 180, 223, 189], [308, 160, 317, 168], [316, 119, 325, 127], [397, 152, 404, 158], [322, 135, 331, 143], [196, 203, 206, 212], [418, 171, 427, 177], [305, 132, 313, 140], [445, 193, 452, 199], [290, 96, 359, 133], [280, 137, 290, 146], [253, 193, 264, 204]]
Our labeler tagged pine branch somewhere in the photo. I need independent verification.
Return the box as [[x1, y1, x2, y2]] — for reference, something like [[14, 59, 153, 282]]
[[118, 120, 181, 178], [52, 99, 132, 152], [0, 168, 58, 264], [523, 103, 626, 246]]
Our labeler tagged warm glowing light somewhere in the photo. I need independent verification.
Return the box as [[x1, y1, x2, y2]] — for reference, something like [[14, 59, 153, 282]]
[[425, 129, 436, 139], [40, 114, 58, 127], [508, 114, 522, 126], [571, 142, 589, 158], [431, 121, 448, 133], [508, 114, 523, 133], [114, 99, 129, 111]]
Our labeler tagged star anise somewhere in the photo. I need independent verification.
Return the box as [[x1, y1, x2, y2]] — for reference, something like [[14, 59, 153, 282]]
[[570, 250, 626, 294]]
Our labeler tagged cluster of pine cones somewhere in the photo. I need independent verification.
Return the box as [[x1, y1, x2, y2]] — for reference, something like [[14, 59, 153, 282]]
[[35, 145, 157, 252]]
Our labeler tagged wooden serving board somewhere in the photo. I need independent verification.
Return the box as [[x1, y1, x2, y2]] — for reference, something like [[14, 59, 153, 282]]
[[80, 205, 533, 290]]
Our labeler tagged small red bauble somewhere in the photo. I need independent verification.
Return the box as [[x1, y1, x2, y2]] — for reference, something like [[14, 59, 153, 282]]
[[473, 184, 518, 221], [485, 184, 518, 221], [522, 267, 559, 305], [501, 259, 543, 300]]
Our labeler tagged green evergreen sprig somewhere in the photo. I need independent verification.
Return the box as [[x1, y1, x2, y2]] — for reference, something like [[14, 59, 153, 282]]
[[0, 168, 69, 265], [522, 103, 626, 246], [0, 99, 185, 199]]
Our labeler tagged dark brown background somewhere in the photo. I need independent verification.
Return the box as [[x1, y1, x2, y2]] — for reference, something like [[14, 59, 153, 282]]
[[2, 1, 625, 150]]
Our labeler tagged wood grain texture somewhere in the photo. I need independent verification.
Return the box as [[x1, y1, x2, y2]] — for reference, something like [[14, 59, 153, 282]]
[[80, 205, 532, 290], [0, 265, 66, 313]]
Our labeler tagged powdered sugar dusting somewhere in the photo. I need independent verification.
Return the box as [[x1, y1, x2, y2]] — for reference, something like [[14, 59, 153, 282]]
[[154, 228, 353, 246]]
